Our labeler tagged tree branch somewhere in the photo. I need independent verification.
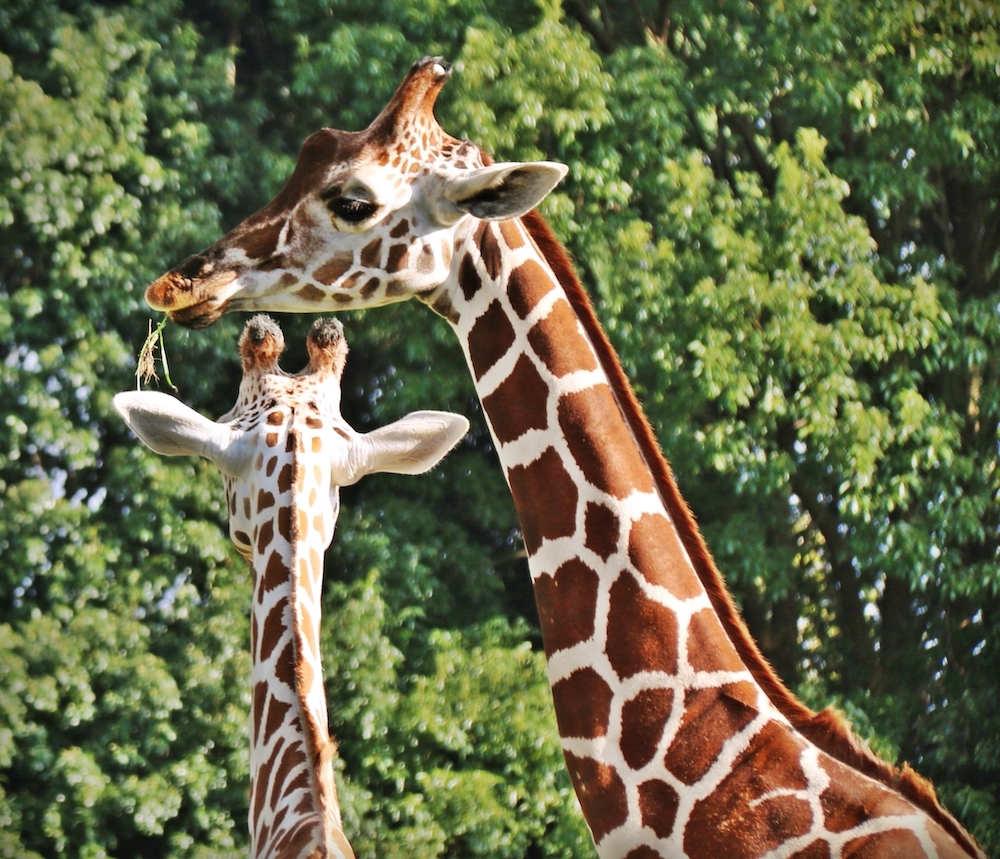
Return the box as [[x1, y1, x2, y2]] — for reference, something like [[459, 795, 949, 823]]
[[722, 112, 777, 195], [564, 0, 618, 54]]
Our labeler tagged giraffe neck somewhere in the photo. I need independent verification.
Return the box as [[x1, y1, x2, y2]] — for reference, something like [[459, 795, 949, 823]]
[[432, 213, 982, 859], [247, 425, 353, 859]]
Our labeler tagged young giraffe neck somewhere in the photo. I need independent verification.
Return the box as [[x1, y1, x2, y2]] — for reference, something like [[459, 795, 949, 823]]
[[430, 212, 981, 859], [238, 400, 354, 859]]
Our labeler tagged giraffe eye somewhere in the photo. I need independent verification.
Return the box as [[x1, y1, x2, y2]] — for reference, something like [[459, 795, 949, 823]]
[[327, 196, 379, 223]]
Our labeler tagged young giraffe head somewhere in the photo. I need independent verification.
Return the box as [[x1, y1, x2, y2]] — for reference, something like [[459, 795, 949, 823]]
[[115, 314, 469, 557], [145, 57, 567, 327], [114, 316, 468, 859]]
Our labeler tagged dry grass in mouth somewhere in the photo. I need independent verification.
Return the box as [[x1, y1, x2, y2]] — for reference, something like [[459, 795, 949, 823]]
[[136, 314, 177, 391]]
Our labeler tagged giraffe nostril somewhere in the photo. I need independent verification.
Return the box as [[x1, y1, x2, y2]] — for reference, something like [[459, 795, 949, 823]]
[[173, 252, 212, 280]]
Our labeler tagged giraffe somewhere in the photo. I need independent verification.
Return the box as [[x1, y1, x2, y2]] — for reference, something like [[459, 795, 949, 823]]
[[114, 314, 468, 859], [140, 58, 987, 859]]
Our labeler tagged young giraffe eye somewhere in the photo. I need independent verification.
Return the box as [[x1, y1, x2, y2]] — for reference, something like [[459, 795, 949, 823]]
[[327, 196, 380, 224]]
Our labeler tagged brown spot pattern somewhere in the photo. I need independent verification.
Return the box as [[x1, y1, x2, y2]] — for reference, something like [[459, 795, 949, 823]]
[[482, 355, 550, 444], [507, 447, 578, 555], [313, 253, 353, 285], [563, 751, 629, 843], [295, 283, 326, 302], [508, 258, 557, 319], [930, 824, 976, 859], [259, 600, 287, 662], [262, 549, 286, 594], [527, 299, 598, 377], [458, 252, 481, 301], [552, 668, 614, 739], [687, 608, 746, 673], [277, 507, 292, 542], [843, 829, 926, 859], [467, 300, 516, 381], [628, 512, 704, 599], [637, 779, 680, 840], [265, 697, 293, 746], [499, 219, 526, 250], [277, 463, 293, 494], [624, 848, 663, 859], [534, 558, 600, 656], [621, 687, 675, 770], [684, 720, 813, 859], [789, 842, 831, 859], [605, 572, 678, 680], [664, 681, 760, 785], [253, 681, 267, 740], [818, 755, 914, 833], [256, 519, 274, 557], [479, 221, 503, 281], [270, 739, 307, 808], [274, 640, 297, 691], [559, 385, 655, 499], [360, 236, 382, 267], [238, 218, 282, 261], [387, 242, 408, 271], [584, 502, 620, 560]]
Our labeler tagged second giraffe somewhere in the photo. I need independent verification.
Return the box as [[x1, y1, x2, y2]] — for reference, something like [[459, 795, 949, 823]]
[[115, 315, 468, 859]]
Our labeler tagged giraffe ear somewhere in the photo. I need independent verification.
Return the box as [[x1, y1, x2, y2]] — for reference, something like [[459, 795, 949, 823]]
[[340, 410, 469, 485], [448, 162, 568, 221], [113, 391, 254, 478]]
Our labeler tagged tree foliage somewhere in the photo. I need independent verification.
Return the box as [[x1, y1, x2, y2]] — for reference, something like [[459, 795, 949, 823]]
[[0, 0, 997, 856]]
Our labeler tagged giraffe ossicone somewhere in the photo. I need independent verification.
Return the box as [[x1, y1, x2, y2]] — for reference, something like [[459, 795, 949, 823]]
[[115, 314, 468, 859], [143, 58, 986, 859]]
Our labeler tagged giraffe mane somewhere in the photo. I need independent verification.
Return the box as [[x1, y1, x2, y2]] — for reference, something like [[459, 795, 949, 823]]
[[519, 208, 983, 858]]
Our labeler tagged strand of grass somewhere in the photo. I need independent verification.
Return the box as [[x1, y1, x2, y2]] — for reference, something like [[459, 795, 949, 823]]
[[136, 315, 177, 391]]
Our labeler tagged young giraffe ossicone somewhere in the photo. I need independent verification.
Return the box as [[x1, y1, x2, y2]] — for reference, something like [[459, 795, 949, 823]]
[[114, 315, 468, 859], [142, 58, 986, 859]]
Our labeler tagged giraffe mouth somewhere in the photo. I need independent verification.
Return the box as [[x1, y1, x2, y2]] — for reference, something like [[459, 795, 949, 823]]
[[146, 267, 239, 328], [167, 298, 231, 329]]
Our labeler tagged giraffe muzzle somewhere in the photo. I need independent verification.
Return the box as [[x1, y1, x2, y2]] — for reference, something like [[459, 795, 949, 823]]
[[146, 265, 239, 328]]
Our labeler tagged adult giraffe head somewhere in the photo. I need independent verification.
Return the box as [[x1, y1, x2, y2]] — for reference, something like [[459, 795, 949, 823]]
[[146, 57, 566, 327]]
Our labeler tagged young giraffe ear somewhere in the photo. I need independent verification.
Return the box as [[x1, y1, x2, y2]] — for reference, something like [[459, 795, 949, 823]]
[[113, 391, 254, 478], [448, 162, 568, 221], [339, 410, 469, 485]]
